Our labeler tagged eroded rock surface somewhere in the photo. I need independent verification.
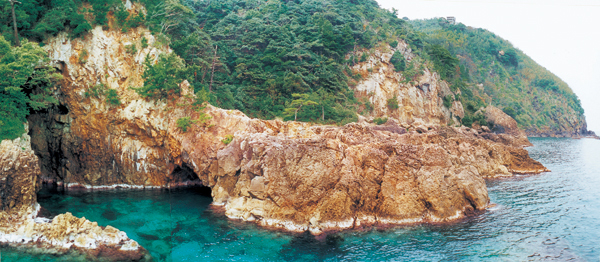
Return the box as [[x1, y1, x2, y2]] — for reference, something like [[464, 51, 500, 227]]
[[350, 41, 460, 126], [481, 106, 533, 148], [0, 208, 146, 261], [166, 105, 547, 234], [0, 130, 146, 259], [16, 25, 548, 237], [0, 129, 39, 210]]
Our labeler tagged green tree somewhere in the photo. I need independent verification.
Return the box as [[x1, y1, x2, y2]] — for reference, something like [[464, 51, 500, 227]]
[[0, 36, 61, 140], [503, 106, 517, 118], [147, 0, 195, 35], [135, 53, 187, 99], [106, 89, 121, 106], [498, 48, 518, 67], [387, 96, 399, 110], [30, 0, 92, 39], [426, 44, 458, 80], [284, 93, 318, 121], [7, 0, 20, 46], [443, 95, 453, 108], [390, 51, 406, 71]]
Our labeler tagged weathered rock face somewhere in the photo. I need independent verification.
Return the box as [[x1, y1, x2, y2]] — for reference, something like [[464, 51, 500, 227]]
[[20, 26, 547, 236], [482, 106, 533, 148], [350, 41, 461, 126], [30, 25, 172, 187], [0, 210, 146, 260], [163, 105, 546, 233], [0, 127, 40, 211], [0, 128, 146, 260]]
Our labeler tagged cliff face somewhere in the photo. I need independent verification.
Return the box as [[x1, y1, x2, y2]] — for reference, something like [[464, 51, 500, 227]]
[[29, 25, 172, 186], [351, 41, 462, 127], [526, 114, 592, 138], [0, 126, 145, 260], [0, 126, 40, 211], [409, 19, 591, 138], [4, 26, 546, 243]]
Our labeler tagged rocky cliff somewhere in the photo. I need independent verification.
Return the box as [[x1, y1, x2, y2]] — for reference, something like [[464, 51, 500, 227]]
[[23, 23, 544, 233], [410, 18, 591, 138], [350, 41, 462, 127], [0, 23, 551, 259], [0, 126, 146, 260], [182, 106, 547, 234], [0, 125, 39, 211]]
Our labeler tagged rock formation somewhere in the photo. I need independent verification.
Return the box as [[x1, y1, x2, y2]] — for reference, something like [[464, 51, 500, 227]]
[[480, 106, 533, 148], [0, 127, 147, 260], [168, 103, 548, 234], [350, 41, 461, 126], [28, 25, 545, 223], [0, 22, 550, 260], [0, 126, 39, 211]]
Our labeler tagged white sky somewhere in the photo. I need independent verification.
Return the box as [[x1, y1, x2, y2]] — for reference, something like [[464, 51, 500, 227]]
[[376, 0, 600, 133]]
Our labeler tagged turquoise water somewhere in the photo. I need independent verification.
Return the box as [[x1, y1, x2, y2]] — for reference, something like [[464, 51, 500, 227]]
[[2, 137, 600, 261]]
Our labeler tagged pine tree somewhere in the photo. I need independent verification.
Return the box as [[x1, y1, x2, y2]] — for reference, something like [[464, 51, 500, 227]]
[[284, 93, 318, 121]]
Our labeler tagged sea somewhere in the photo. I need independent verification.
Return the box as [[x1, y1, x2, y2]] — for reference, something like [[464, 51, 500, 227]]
[[1, 137, 599, 261]]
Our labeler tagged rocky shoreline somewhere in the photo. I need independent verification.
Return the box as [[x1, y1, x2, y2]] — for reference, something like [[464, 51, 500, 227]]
[[0, 24, 553, 260], [0, 132, 148, 261], [1, 106, 550, 260], [1, 102, 550, 259], [0, 206, 147, 261]]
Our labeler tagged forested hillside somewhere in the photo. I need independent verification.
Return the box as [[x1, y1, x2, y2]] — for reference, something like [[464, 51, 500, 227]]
[[410, 18, 587, 136], [0, 0, 589, 140]]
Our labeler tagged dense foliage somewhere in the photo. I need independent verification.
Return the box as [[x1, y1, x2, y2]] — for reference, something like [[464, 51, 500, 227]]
[[1, 0, 585, 133], [139, 0, 421, 124], [411, 18, 585, 132], [0, 0, 146, 43], [135, 53, 187, 99], [0, 36, 60, 140]]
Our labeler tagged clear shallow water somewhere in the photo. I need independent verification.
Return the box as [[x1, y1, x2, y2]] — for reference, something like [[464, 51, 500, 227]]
[[2, 137, 599, 261]]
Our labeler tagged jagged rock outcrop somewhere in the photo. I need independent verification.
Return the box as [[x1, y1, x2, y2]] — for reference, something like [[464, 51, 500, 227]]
[[18, 26, 548, 236], [480, 106, 533, 148], [30, 24, 171, 186], [0, 127, 146, 260], [0, 127, 40, 210], [0, 210, 146, 260], [166, 104, 547, 234], [350, 41, 461, 126]]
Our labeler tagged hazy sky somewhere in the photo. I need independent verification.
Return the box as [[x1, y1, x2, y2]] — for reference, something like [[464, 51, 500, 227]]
[[376, 0, 600, 133]]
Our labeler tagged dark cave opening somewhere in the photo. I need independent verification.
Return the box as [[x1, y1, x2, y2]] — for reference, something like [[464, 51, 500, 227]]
[[27, 102, 71, 183], [169, 163, 211, 197]]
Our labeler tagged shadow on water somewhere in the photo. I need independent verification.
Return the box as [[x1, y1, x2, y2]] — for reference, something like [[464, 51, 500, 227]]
[[137, 233, 160, 241], [101, 208, 121, 221], [279, 231, 346, 261]]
